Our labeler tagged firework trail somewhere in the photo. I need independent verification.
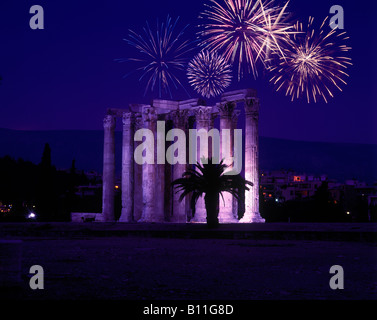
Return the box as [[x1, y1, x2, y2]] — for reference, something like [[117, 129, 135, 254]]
[[187, 50, 232, 98], [198, 0, 295, 80], [116, 16, 194, 98], [269, 16, 352, 103]]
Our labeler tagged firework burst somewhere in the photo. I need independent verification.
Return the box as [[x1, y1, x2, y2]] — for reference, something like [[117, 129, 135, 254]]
[[198, 0, 295, 80], [116, 16, 194, 98], [269, 16, 352, 103], [187, 50, 233, 98]]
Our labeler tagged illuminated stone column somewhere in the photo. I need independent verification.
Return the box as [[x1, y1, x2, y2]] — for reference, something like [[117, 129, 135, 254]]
[[218, 102, 238, 223], [119, 112, 134, 222], [164, 119, 174, 221], [240, 97, 265, 223], [155, 114, 166, 221], [102, 114, 116, 222], [170, 109, 189, 223], [138, 107, 160, 222], [186, 116, 196, 221], [232, 110, 241, 219], [133, 114, 143, 222], [191, 106, 215, 223]]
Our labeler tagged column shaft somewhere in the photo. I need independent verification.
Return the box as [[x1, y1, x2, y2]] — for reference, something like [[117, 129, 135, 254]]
[[138, 107, 161, 222], [232, 111, 240, 219], [102, 115, 116, 222], [155, 115, 166, 221], [218, 102, 238, 223], [133, 114, 143, 221], [240, 98, 264, 223], [192, 106, 215, 223], [119, 112, 134, 222], [171, 109, 189, 223]]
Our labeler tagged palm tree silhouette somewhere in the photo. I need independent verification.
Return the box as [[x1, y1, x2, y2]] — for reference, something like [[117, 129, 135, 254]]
[[172, 158, 252, 228]]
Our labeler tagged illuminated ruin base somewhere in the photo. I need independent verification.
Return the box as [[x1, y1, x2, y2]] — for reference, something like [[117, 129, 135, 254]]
[[101, 89, 264, 224]]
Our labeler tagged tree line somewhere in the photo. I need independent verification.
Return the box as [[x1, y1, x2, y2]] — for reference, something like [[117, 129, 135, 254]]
[[0, 143, 98, 221]]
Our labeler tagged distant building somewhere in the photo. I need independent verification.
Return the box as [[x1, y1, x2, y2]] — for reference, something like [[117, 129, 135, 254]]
[[75, 170, 103, 198], [260, 170, 327, 202], [260, 170, 377, 221], [84, 170, 102, 184], [75, 185, 101, 197]]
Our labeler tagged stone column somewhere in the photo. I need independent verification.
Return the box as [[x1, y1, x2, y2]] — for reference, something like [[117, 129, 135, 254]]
[[240, 97, 265, 223], [164, 119, 174, 221], [191, 106, 215, 223], [170, 109, 189, 223], [138, 106, 160, 222], [133, 114, 143, 222], [102, 114, 116, 222], [232, 110, 241, 219], [186, 116, 196, 221], [155, 114, 166, 221], [218, 102, 238, 223], [119, 112, 134, 222]]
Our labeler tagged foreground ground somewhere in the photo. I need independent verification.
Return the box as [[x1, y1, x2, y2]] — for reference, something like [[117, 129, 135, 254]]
[[1, 223, 376, 300]]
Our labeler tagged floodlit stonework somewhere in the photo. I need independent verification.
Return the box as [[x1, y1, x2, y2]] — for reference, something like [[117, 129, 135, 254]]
[[101, 89, 265, 223]]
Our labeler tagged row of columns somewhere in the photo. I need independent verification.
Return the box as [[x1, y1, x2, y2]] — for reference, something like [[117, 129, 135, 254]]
[[102, 100, 264, 223]]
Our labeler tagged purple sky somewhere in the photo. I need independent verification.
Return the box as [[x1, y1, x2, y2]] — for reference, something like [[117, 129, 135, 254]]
[[0, 0, 376, 144]]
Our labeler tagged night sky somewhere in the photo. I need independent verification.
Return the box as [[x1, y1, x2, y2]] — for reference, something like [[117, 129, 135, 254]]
[[0, 0, 376, 144]]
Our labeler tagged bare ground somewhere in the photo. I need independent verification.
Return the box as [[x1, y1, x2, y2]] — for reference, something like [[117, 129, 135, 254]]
[[1, 236, 376, 300]]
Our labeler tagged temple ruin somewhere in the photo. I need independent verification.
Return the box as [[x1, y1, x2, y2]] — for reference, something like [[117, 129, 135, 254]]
[[100, 88, 264, 223]]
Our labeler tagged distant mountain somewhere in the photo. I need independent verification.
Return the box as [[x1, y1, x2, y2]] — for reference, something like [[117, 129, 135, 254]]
[[0, 128, 376, 183]]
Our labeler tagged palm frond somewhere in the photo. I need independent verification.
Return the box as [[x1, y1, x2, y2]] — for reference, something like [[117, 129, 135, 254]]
[[171, 157, 253, 210]]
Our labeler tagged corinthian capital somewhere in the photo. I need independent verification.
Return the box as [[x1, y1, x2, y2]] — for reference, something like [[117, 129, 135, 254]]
[[134, 113, 143, 130], [103, 115, 116, 129], [244, 97, 259, 118], [122, 112, 134, 127], [193, 106, 215, 122], [142, 106, 157, 123], [170, 109, 189, 129], [218, 101, 236, 119]]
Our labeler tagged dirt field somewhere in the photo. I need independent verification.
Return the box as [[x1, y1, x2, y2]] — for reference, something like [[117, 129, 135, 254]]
[[2, 236, 376, 300]]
